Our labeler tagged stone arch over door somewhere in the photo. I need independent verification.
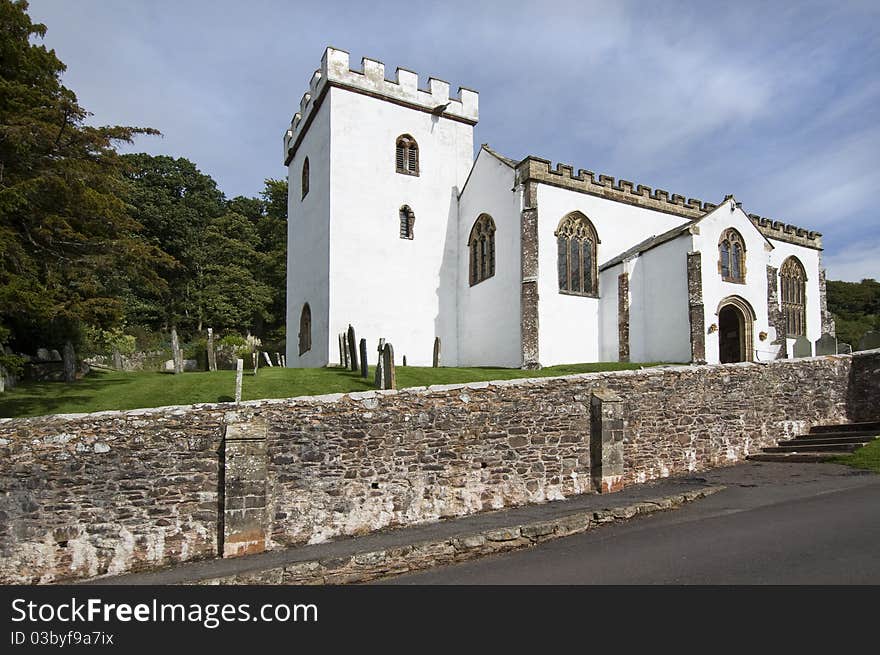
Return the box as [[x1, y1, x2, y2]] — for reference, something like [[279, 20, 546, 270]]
[[716, 296, 756, 363]]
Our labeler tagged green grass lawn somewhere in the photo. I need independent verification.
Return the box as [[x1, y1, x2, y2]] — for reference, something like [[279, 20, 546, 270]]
[[832, 439, 880, 473], [0, 361, 656, 419]]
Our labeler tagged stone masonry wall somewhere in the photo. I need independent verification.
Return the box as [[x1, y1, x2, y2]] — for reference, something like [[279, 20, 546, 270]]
[[0, 350, 877, 584]]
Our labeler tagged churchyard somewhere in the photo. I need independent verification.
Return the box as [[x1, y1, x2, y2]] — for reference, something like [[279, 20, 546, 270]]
[[0, 360, 651, 419]]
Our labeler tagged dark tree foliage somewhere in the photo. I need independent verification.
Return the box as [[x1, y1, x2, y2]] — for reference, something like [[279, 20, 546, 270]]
[[827, 278, 880, 347], [0, 0, 165, 367]]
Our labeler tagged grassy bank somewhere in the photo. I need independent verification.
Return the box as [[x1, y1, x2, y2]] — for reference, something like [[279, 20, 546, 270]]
[[833, 439, 880, 473], [0, 361, 658, 419]]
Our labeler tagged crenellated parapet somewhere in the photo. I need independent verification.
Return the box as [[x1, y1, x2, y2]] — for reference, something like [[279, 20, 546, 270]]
[[747, 214, 822, 250], [515, 156, 822, 250], [283, 47, 479, 164]]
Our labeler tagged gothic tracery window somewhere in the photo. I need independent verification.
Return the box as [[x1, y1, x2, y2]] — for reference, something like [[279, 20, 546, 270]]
[[719, 228, 745, 283], [399, 205, 415, 240], [301, 157, 309, 199], [780, 256, 807, 337], [299, 303, 311, 355], [556, 212, 599, 296], [468, 214, 496, 285], [395, 135, 419, 175]]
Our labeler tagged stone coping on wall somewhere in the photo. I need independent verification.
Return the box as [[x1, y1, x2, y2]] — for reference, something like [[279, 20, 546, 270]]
[[3, 349, 877, 427]]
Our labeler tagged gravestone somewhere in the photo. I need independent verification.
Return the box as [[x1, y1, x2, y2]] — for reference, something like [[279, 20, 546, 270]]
[[112, 348, 123, 370], [347, 325, 358, 372], [170, 328, 183, 374], [359, 338, 368, 378], [838, 342, 852, 354], [49, 349, 61, 362], [402, 355, 407, 366], [207, 328, 217, 372], [375, 338, 385, 389], [275, 352, 282, 367], [234, 358, 243, 403], [262, 351, 273, 367], [382, 342, 396, 390], [36, 348, 50, 362], [252, 351, 258, 375], [62, 341, 76, 383], [338, 334, 345, 367], [792, 335, 812, 358], [281, 355, 286, 367], [857, 330, 880, 351], [342, 333, 351, 369], [433, 337, 441, 368], [814, 333, 837, 356]]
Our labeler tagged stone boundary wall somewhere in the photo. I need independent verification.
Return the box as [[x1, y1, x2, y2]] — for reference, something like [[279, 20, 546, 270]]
[[1, 350, 877, 584]]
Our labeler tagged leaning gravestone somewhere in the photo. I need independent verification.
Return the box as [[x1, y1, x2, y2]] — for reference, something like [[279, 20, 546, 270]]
[[382, 342, 396, 390], [338, 334, 345, 367], [375, 338, 385, 389], [359, 338, 368, 378], [838, 342, 852, 354], [347, 325, 358, 372], [262, 351, 273, 367], [857, 330, 880, 352], [433, 337, 441, 368], [342, 333, 351, 369], [792, 335, 812, 358], [815, 333, 837, 356]]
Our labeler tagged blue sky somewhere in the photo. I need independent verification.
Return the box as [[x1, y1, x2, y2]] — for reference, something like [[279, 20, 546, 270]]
[[27, 0, 879, 281]]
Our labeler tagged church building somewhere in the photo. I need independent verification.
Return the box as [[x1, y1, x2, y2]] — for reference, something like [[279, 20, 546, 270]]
[[284, 48, 833, 368]]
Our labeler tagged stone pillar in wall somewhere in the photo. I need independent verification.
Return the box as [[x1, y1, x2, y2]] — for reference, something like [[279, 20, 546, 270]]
[[520, 180, 540, 369], [590, 389, 624, 493], [766, 264, 788, 359], [221, 417, 268, 558], [618, 272, 630, 363], [686, 252, 706, 364]]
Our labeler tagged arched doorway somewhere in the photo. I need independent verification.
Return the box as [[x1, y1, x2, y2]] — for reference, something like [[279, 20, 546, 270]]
[[717, 296, 755, 363]]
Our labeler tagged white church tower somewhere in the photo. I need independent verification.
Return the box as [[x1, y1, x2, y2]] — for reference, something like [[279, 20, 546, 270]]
[[284, 47, 478, 367]]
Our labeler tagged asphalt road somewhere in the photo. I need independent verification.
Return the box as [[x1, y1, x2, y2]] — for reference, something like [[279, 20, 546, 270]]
[[383, 463, 880, 584]]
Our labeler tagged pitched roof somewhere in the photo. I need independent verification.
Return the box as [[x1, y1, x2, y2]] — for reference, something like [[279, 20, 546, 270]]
[[480, 144, 519, 168], [599, 221, 694, 271]]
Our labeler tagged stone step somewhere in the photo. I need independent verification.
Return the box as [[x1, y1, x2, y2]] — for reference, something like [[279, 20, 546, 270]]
[[809, 421, 880, 434], [797, 430, 880, 440], [747, 452, 838, 463], [779, 435, 879, 447], [763, 442, 864, 454]]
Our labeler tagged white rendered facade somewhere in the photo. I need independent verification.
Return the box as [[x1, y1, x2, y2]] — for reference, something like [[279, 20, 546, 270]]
[[285, 48, 831, 368]]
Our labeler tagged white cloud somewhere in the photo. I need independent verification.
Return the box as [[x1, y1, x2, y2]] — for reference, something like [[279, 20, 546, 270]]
[[824, 239, 880, 282]]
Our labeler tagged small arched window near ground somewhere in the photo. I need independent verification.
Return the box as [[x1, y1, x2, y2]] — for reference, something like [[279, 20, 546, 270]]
[[399, 205, 415, 239], [780, 256, 807, 337], [395, 134, 419, 175], [301, 157, 310, 199], [719, 228, 746, 282], [468, 214, 496, 285], [298, 303, 311, 355], [555, 211, 599, 296]]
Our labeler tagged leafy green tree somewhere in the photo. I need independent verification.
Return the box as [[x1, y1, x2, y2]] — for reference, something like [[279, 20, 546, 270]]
[[827, 278, 880, 347], [0, 0, 165, 371]]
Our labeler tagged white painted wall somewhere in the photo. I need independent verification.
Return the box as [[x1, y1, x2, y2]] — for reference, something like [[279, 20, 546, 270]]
[[694, 201, 772, 364], [457, 149, 522, 367], [327, 87, 474, 366], [767, 239, 823, 356], [629, 234, 693, 363], [598, 263, 621, 361], [286, 101, 331, 367], [536, 184, 689, 366]]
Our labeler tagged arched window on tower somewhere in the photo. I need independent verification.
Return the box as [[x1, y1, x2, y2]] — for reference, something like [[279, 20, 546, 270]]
[[399, 205, 415, 239], [468, 214, 496, 285], [555, 212, 599, 296], [298, 303, 311, 355], [395, 135, 419, 176], [301, 157, 310, 199], [719, 228, 745, 283], [780, 256, 807, 337]]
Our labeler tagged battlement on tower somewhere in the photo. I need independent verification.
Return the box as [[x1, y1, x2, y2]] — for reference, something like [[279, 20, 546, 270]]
[[283, 47, 479, 164], [516, 157, 823, 249]]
